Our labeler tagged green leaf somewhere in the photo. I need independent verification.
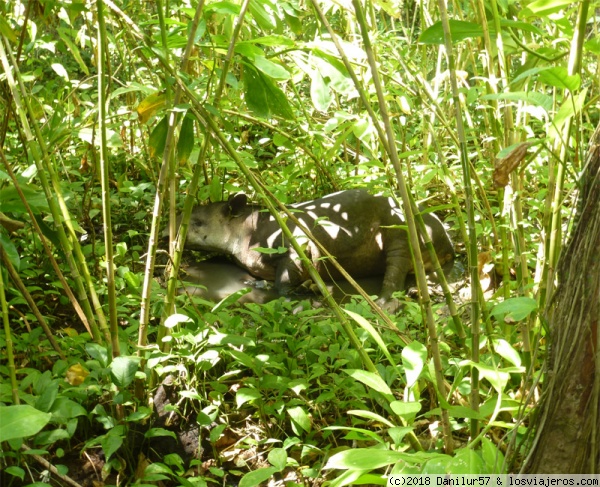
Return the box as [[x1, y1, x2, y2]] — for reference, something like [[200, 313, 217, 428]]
[[149, 115, 169, 159], [248, 0, 277, 31], [345, 369, 392, 397], [50, 398, 88, 421], [490, 297, 538, 323], [0, 232, 19, 270], [390, 401, 421, 421], [287, 406, 311, 433], [164, 313, 193, 329], [58, 27, 89, 76], [243, 66, 294, 119], [236, 388, 261, 407], [34, 428, 71, 446], [419, 20, 484, 45], [310, 69, 332, 112], [481, 436, 506, 473], [101, 432, 123, 461], [326, 448, 443, 469], [492, 338, 522, 367], [520, 0, 575, 18], [176, 115, 195, 165], [447, 447, 485, 474], [109, 356, 140, 388], [86, 343, 109, 368], [462, 361, 511, 393], [402, 341, 427, 387], [348, 409, 395, 428], [253, 246, 288, 254], [253, 55, 290, 80], [239, 467, 279, 487], [0, 405, 51, 441], [482, 91, 553, 113], [35, 381, 59, 413], [267, 447, 287, 470], [344, 310, 397, 368], [538, 67, 580, 91], [5, 466, 25, 481], [0, 15, 17, 42], [144, 428, 177, 439], [548, 88, 588, 140]]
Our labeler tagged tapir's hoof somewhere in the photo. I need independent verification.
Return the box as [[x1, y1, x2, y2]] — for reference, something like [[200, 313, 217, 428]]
[[375, 296, 402, 313]]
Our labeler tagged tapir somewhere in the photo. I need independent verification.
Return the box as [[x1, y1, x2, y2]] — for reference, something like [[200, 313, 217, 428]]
[[182, 189, 454, 304]]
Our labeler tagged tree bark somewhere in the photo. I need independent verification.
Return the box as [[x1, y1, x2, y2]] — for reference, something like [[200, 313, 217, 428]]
[[523, 124, 600, 473]]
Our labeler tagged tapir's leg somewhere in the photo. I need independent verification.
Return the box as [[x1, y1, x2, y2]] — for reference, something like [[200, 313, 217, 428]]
[[274, 254, 306, 295], [378, 231, 413, 302]]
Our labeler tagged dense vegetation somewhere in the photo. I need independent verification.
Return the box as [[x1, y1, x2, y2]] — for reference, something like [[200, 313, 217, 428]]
[[0, 0, 598, 485]]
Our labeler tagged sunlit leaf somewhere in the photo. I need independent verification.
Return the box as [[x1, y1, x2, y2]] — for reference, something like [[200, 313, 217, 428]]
[[0, 406, 51, 442], [109, 356, 140, 388]]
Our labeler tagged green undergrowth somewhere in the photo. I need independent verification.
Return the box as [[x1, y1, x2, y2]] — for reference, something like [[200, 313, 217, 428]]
[[1, 284, 535, 485]]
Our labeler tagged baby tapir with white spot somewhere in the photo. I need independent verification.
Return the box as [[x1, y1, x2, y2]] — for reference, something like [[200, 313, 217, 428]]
[[183, 189, 454, 304]]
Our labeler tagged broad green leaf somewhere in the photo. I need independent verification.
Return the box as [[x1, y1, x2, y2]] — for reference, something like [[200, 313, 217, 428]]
[[176, 115, 194, 165], [0, 15, 17, 42], [0, 405, 51, 441], [239, 467, 279, 487], [50, 398, 88, 421], [254, 246, 288, 254], [51, 63, 69, 82], [548, 88, 588, 140], [520, 0, 575, 18], [236, 388, 261, 407], [0, 232, 19, 270], [461, 361, 510, 393], [584, 37, 600, 55], [402, 341, 427, 387], [243, 66, 294, 119], [248, 0, 278, 30], [5, 466, 25, 481], [348, 409, 395, 428], [482, 91, 552, 113], [35, 381, 59, 413], [481, 436, 506, 473], [419, 20, 484, 45], [490, 297, 538, 323], [205, 1, 240, 15], [137, 92, 166, 124], [149, 115, 169, 159], [101, 432, 123, 461], [539, 67, 580, 91], [373, 0, 402, 18], [287, 406, 311, 433], [390, 401, 421, 420], [109, 356, 140, 388], [85, 343, 109, 367], [164, 313, 192, 329], [144, 428, 177, 439], [326, 448, 445, 469], [492, 338, 521, 367], [58, 27, 89, 76], [268, 447, 287, 470], [313, 52, 354, 95], [325, 425, 387, 444], [344, 369, 393, 397], [447, 447, 485, 474], [253, 55, 290, 80], [310, 69, 332, 113], [344, 310, 397, 368], [34, 428, 71, 446]]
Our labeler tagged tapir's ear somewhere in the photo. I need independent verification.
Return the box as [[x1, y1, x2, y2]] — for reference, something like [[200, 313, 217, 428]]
[[228, 193, 247, 216]]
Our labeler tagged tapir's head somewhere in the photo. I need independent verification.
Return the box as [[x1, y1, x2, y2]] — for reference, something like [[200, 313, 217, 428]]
[[184, 193, 250, 254]]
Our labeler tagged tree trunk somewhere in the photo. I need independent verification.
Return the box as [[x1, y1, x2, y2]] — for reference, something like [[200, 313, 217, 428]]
[[522, 124, 600, 473]]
